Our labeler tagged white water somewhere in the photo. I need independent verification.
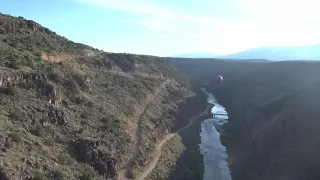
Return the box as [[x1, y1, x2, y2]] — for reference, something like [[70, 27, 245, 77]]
[[199, 88, 232, 180]]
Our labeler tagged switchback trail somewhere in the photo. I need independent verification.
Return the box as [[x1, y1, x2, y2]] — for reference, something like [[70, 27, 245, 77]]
[[136, 105, 211, 180], [118, 79, 171, 180]]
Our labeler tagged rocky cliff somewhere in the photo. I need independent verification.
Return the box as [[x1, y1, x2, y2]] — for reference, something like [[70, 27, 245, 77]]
[[213, 61, 320, 180], [171, 58, 320, 180]]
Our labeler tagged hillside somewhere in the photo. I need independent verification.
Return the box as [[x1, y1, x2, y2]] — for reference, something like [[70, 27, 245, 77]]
[[172, 58, 320, 180], [0, 13, 204, 180]]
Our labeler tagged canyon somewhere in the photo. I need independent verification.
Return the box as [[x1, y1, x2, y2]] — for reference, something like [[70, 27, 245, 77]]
[[2, 12, 320, 180]]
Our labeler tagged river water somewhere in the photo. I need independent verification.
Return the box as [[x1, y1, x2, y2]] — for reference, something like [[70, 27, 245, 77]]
[[199, 88, 232, 180]]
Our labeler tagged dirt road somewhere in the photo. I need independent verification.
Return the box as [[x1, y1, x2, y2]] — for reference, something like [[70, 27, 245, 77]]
[[118, 80, 171, 180], [136, 105, 211, 180]]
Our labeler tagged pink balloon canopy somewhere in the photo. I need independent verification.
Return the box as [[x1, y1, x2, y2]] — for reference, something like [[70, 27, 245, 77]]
[[215, 75, 223, 83]]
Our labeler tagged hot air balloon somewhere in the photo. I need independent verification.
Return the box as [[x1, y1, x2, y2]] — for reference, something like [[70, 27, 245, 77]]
[[215, 75, 223, 84]]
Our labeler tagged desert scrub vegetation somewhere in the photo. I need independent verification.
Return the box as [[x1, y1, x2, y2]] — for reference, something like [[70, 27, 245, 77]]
[[46, 65, 63, 83], [80, 112, 89, 119], [4, 140, 12, 149], [100, 116, 127, 136], [100, 114, 115, 123], [43, 138, 55, 146], [71, 94, 94, 107], [32, 171, 48, 180], [72, 73, 88, 89], [8, 132, 22, 143], [9, 108, 23, 121], [0, 13, 96, 54], [53, 169, 65, 180], [78, 166, 97, 180], [0, 12, 196, 180], [57, 152, 73, 165], [31, 123, 45, 137]]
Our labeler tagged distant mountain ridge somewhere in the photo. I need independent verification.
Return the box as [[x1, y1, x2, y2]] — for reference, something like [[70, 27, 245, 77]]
[[173, 52, 220, 58], [173, 44, 320, 60]]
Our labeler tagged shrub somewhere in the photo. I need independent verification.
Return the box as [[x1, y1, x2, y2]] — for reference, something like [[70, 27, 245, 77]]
[[98, 106, 104, 112], [74, 95, 84, 104], [4, 140, 12, 149], [72, 74, 86, 88], [8, 86, 17, 96], [78, 128, 84, 134], [9, 41, 18, 48], [32, 172, 47, 180], [100, 117, 108, 123], [33, 51, 42, 57], [63, 78, 78, 90], [0, 28, 5, 34], [86, 100, 94, 108], [80, 120, 88, 126], [7, 60, 20, 69], [57, 153, 72, 165], [73, 95, 94, 108], [44, 138, 54, 146], [80, 171, 95, 180], [9, 132, 22, 143], [80, 112, 88, 119], [32, 123, 45, 137], [53, 169, 65, 180], [101, 114, 115, 123], [9, 109, 23, 121], [62, 100, 69, 107], [41, 147, 50, 157], [48, 70, 62, 83], [79, 167, 96, 180], [101, 118, 122, 134], [35, 162, 41, 169]]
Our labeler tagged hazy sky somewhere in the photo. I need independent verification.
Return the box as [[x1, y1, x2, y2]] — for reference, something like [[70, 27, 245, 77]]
[[1, 0, 320, 56]]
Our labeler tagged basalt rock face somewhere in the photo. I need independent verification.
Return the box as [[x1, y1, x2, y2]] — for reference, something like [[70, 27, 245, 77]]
[[172, 58, 320, 180], [208, 61, 320, 180], [73, 139, 119, 179], [0, 14, 52, 34], [0, 13, 194, 180], [0, 71, 62, 108]]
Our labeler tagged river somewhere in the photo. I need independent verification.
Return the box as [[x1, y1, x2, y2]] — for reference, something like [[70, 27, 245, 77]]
[[199, 88, 232, 180]]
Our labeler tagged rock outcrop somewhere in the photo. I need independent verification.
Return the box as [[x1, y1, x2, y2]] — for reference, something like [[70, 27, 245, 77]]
[[0, 14, 55, 34], [73, 139, 119, 179], [0, 71, 62, 107]]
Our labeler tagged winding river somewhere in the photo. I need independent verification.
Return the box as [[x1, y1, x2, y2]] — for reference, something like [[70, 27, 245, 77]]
[[200, 88, 232, 180]]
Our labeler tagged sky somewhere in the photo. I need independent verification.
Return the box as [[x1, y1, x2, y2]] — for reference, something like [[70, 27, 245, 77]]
[[1, 0, 320, 56]]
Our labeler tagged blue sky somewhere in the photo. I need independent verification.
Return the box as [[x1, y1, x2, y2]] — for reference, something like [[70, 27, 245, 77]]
[[1, 0, 320, 56]]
